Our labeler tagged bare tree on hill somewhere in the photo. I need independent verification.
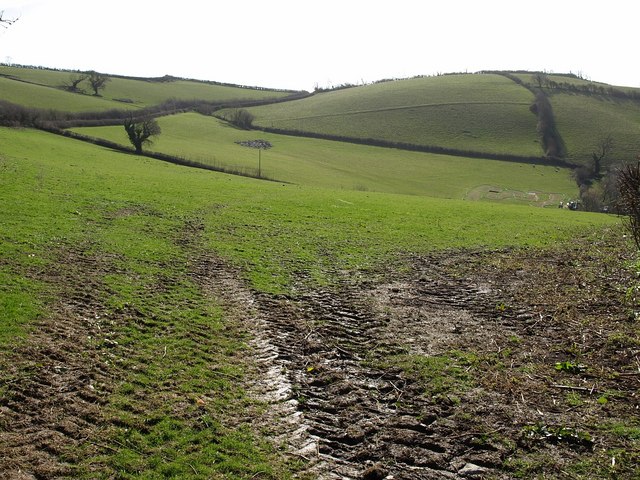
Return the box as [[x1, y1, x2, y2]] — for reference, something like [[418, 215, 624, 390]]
[[124, 115, 161, 154], [591, 134, 614, 178], [66, 72, 88, 92], [532, 72, 548, 89], [87, 71, 110, 96], [227, 109, 255, 129]]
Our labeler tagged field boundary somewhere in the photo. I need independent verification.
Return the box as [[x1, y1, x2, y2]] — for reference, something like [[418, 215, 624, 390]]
[[251, 124, 579, 168], [254, 100, 532, 122], [38, 125, 289, 183]]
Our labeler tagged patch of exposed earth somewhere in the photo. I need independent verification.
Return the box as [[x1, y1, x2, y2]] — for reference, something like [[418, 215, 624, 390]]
[[0, 248, 120, 479], [239, 261, 524, 479], [241, 241, 639, 478], [1, 233, 638, 479]]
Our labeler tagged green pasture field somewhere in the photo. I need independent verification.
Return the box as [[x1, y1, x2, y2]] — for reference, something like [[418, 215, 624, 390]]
[[246, 102, 540, 156], [0, 65, 294, 108], [72, 112, 576, 202], [512, 73, 607, 88], [513, 72, 640, 96], [550, 94, 640, 165], [0, 126, 618, 476], [0, 125, 614, 331], [237, 74, 541, 156], [252, 74, 532, 116], [509, 72, 640, 164], [0, 65, 70, 85], [0, 75, 139, 112]]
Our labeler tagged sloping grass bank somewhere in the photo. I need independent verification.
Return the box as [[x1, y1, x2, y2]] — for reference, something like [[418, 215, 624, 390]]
[[72, 112, 578, 201], [0, 127, 618, 477]]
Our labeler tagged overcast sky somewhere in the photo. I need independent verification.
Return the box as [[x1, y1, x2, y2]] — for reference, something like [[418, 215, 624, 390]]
[[1, 0, 638, 92]]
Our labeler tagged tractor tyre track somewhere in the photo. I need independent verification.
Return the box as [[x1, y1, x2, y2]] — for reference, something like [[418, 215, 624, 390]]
[[248, 256, 532, 479], [0, 249, 119, 479]]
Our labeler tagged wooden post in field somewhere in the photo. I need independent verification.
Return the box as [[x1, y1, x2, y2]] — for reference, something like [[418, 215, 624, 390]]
[[258, 148, 262, 178]]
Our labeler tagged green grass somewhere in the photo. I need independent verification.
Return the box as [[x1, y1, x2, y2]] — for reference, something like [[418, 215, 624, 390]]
[[0, 76, 139, 112], [551, 93, 640, 165], [238, 74, 541, 156], [79, 271, 292, 479], [507, 72, 640, 165], [0, 271, 42, 345], [376, 350, 478, 399], [512, 73, 611, 89], [513, 72, 640, 97], [597, 421, 640, 441], [72, 112, 577, 202], [0, 125, 615, 323], [0, 65, 295, 109], [0, 125, 617, 312], [0, 126, 299, 477], [0, 127, 619, 476]]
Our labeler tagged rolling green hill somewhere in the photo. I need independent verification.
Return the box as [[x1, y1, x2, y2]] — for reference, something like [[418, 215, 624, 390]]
[[215, 72, 640, 168], [3, 65, 640, 206], [0, 65, 296, 110], [552, 94, 640, 164], [71, 112, 577, 204], [3, 66, 639, 171], [0, 64, 634, 478], [509, 72, 640, 165], [235, 74, 542, 157], [0, 75, 140, 112]]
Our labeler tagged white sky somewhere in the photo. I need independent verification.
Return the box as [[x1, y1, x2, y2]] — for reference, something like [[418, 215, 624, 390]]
[[1, 0, 638, 92]]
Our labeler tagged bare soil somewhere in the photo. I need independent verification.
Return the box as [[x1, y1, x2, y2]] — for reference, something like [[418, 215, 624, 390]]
[[0, 247, 119, 479], [1, 233, 638, 479], [245, 235, 639, 479]]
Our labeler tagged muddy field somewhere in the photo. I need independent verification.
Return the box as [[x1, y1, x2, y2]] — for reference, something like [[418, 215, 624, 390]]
[[1, 234, 639, 479]]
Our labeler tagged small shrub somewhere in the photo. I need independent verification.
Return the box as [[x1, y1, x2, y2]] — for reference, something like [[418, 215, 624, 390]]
[[227, 109, 254, 130]]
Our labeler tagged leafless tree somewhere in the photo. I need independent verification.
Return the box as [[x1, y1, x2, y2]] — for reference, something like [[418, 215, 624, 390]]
[[124, 115, 161, 154], [532, 72, 548, 89], [66, 72, 88, 92], [87, 71, 110, 96], [227, 109, 254, 129], [591, 134, 614, 177]]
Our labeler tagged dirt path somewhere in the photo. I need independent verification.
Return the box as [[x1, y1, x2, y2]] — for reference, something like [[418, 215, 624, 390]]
[[191, 255, 488, 478]]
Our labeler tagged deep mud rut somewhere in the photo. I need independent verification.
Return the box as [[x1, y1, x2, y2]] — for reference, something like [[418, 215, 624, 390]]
[[242, 258, 532, 479], [1, 240, 637, 479], [217, 245, 637, 479]]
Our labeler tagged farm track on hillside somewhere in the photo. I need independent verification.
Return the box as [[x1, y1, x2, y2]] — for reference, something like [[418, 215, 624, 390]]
[[238, 243, 639, 479], [263, 101, 531, 123]]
